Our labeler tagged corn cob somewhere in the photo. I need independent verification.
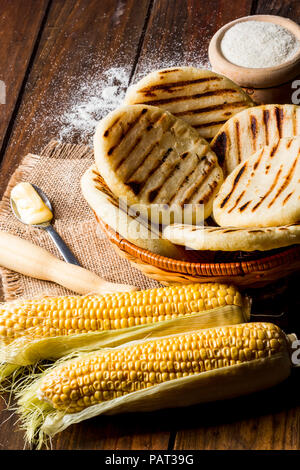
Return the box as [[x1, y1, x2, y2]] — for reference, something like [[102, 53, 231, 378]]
[[0, 283, 249, 374], [0, 283, 243, 341], [17, 322, 293, 447]]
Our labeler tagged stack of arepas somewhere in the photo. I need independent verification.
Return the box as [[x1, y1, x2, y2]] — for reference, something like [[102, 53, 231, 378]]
[[81, 67, 300, 257]]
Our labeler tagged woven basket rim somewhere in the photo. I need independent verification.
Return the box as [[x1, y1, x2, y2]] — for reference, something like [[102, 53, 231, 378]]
[[96, 215, 300, 277]]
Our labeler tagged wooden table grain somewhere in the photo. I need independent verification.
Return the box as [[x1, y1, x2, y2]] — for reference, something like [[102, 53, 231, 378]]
[[0, 0, 299, 450]]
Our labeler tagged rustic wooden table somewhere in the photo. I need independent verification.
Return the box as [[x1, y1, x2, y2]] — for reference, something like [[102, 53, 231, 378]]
[[0, 0, 300, 450]]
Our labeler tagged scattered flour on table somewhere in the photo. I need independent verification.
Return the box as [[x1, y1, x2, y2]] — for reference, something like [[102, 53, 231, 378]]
[[58, 56, 211, 144], [58, 67, 129, 143]]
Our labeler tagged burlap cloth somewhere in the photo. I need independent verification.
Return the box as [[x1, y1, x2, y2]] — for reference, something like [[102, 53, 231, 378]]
[[0, 141, 160, 301]]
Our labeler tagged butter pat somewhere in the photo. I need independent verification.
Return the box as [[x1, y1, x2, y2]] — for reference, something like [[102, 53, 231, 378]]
[[11, 182, 53, 225]]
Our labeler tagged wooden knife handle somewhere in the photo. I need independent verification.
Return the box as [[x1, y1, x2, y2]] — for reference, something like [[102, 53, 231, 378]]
[[0, 231, 136, 294]]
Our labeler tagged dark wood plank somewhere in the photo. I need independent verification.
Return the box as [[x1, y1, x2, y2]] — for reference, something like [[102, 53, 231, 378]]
[[0, 0, 171, 450], [0, 0, 152, 199], [173, 372, 300, 450], [0, 0, 50, 152], [51, 411, 172, 450], [132, 0, 253, 80], [0, 0, 50, 451], [255, 0, 300, 18], [0, 400, 29, 450]]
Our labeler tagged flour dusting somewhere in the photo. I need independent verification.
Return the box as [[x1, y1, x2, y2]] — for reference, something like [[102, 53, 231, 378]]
[[58, 67, 129, 143], [58, 55, 210, 144]]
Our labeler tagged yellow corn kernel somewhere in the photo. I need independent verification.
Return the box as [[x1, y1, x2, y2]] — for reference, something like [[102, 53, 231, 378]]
[[37, 322, 284, 414], [0, 283, 244, 343]]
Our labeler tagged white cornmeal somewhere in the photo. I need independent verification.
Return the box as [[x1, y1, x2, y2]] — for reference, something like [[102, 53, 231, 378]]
[[221, 20, 300, 68]]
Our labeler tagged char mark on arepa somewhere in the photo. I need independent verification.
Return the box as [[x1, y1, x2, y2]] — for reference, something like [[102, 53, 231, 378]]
[[251, 168, 282, 211], [211, 131, 227, 166], [103, 116, 121, 137], [179, 158, 216, 205], [220, 163, 247, 208], [125, 147, 174, 197], [275, 106, 284, 138], [137, 89, 239, 106], [173, 101, 248, 117], [263, 109, 270, 145], [270, 141, 280, 158], [107, 108, 148, 156], [115, 113, 167, 171], [139, 76, 222, 95], [228, 190, 245, 213], [253, 149, 264, 171], [235, 120, 241, 163], [267, 150, 300, 207], [238, 201, 250, 212], [250, 115, 257, 147], [159, 69, 180, 74], [282, 192, 293, 205], [194, 120, 227, 129]]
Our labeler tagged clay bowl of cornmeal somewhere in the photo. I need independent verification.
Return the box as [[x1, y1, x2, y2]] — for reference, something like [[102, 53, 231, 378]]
[[209, 15, 300, 104]]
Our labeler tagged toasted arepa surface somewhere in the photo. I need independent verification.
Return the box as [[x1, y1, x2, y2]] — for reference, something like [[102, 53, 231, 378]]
[[211, 104, 300, 175], [163, 223, 300, 252], [213, 137, 300, 228], [80, 165, 183, 259], [124, 67, 253, 140], [94, 104, 223, 223]]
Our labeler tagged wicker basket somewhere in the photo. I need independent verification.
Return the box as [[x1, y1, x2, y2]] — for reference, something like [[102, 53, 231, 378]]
[[96, 216, 300, 289]]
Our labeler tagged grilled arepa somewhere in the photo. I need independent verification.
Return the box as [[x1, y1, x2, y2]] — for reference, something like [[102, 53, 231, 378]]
[[81, 165, 183, 259], [211, 104, 300, 175], [124, 67, 254, 140], [213, 137, 300, 228], [94, 104, 223, 224], [163, 223, 300, 252]]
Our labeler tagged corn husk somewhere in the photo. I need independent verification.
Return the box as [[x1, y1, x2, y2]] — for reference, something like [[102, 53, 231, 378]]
[[0, 300, 250, 383], [16, 324, 291, 449]]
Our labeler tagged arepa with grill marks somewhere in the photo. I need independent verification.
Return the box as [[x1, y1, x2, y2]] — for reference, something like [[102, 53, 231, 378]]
[[163, 223, 300, 252], [94, 104, 223, 224], [80, 165, 183, 259], [124, 67, 254, 140], [213, 137, 300, 228], [211, 104, 300, 175]]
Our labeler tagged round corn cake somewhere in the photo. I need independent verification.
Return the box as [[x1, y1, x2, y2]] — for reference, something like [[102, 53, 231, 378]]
[[81, 164, 182, 258], [125, 66, 254, 140], [94, 104, 223, 224], [213, 137, 300, 228], [211, 104, 300, 175], [163, 222, 300, 251]]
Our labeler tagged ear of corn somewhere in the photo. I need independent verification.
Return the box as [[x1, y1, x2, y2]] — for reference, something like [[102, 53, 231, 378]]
[[17, 322, 292, 448], [0, 283, 249, 373]]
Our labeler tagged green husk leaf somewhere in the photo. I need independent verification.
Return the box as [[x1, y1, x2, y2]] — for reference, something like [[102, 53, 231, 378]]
[[0, 363, 21, 383]]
